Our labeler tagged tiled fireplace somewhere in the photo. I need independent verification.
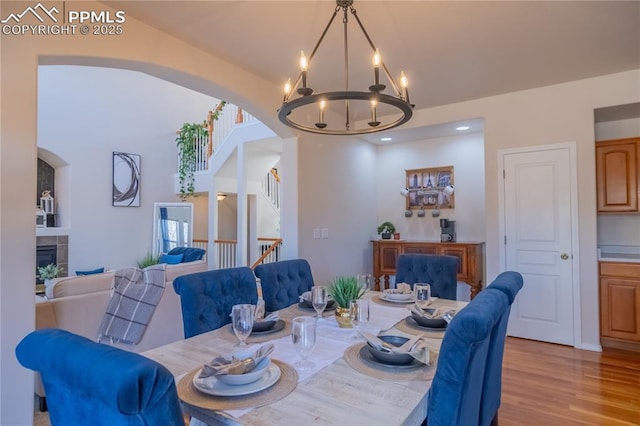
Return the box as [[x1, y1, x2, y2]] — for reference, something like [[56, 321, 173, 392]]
[[36, 235, 68, 284]]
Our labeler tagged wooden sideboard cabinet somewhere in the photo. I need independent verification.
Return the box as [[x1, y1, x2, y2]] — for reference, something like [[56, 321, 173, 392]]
[[371, 240, 485, 298], [596, 137, 640, 213], [599, 261, 640, 352]]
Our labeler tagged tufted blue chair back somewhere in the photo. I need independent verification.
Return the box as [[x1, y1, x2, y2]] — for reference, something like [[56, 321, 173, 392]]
[[479, 271, 524, 426], [173, 266, 258, 338], [254, 259, 314, 312], [16, 328, 183, 426], [395, 254, 459, 299], [427, 288, 509, 426]]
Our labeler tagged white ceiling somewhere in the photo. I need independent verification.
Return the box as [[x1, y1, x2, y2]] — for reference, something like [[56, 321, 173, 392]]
[[102, 1, 639, 142]]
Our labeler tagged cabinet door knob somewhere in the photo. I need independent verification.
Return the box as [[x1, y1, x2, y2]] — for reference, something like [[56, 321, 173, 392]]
[[560, 253, 569, 260]]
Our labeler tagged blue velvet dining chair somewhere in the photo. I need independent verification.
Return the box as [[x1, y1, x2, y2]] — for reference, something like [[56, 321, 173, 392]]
[[395, 254, 459, 300], [173, 266, 258, 338], [253, 259, 314, 312], [426, 288, 509, 426], [16, 328, 184, 426], [480, 271, 524, 426]]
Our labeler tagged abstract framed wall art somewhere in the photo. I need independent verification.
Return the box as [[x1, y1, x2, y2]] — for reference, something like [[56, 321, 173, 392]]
[[112, 152, 141, 207]]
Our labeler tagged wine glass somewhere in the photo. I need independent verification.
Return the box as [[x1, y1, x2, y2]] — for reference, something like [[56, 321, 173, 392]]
[[231, 304, 255, 347], [349, 298, 370, 339], [291, 316, 316, 370], [414, 283, 431, 309], [357, 273, 372, 291], [311, 286, 328, 319]]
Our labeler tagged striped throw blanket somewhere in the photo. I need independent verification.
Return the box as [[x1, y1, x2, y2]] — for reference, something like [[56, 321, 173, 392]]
[[97, 264, 166, 345]]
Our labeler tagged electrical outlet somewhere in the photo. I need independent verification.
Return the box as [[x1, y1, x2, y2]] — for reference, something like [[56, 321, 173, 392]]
[[313, 228, 321, 239], [321, 228, 329, 239]]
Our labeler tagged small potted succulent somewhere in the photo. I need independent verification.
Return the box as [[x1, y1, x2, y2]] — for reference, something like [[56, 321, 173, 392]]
[[328, 276, 367, 328], [37, 263, 63, 286], [377, 221, 396, 240]]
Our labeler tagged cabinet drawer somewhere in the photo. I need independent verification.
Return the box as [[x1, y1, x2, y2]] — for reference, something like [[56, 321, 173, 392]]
[[403, 245, 438, 255], [600, 262, 640, 279]]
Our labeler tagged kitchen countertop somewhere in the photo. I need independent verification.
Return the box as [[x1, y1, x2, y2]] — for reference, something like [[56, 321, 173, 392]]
[[599, 252, 640, 263], [598, 245, 640, 263]]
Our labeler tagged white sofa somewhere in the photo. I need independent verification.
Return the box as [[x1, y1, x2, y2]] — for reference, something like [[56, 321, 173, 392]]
[[34, 260, 207, 409]]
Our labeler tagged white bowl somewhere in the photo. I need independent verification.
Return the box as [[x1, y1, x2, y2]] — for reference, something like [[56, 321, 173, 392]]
[[383, 290, 413, 301], [215, 357, 271, 386]]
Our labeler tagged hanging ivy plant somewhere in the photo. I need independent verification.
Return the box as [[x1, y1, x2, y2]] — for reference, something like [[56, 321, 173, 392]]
[[176, 122, 206, 200], [176, 101, 227, 200]]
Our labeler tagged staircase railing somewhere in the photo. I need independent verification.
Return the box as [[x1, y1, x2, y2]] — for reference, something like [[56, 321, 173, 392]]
[[251, 238, 282, 269], [215, 239, 237, 269], [177, 104, 257, 174], [199, 237, 281, 269], [261, 168, 280, 211], [193, 239, 208, 261]]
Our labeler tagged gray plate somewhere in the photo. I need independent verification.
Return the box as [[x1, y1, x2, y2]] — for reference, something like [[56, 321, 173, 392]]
[[359, 346, 422, 369], [252, 319, 278, 333], [406, 316, 447, 332], [250, 319, 285, 336], [410, 312, 448, 328], [298, 300, 336, 311]]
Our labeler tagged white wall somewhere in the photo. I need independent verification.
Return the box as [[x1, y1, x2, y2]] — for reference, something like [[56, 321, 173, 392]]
[[298, 135, 378, 285], [376, 133, 486, 242], [38, 65, 221, 271], [595, 117, 640, 247]]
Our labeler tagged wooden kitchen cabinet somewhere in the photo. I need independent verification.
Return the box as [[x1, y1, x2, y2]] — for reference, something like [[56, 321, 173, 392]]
[[371, 240, 484, 298], [596, 137, 640, 213], [599, 261, 640, 351]]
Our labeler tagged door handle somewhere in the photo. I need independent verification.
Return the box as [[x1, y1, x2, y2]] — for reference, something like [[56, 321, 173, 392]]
[[560, 253, 569, 260]]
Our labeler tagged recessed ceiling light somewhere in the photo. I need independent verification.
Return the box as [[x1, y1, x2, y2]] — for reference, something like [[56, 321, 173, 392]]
[[456, 126, 470, 131], [380, 137, 392, 141]]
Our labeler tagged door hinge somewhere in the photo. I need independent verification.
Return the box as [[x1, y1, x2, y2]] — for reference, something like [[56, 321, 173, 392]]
[[504, 235, 507, 245], [502, 169, 505, 179]]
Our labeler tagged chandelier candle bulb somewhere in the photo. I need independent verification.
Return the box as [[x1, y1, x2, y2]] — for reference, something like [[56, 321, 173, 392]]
[[401, 71, 410, 104], [369, 99, 380, 127], [315, 100, 327, 129], [373, 49, 381, 85], [299, 51, 308, 89], [283, 78, 292, 102]]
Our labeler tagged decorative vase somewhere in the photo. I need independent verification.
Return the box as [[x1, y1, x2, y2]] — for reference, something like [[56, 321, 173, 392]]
[[44, 278, 54, 287], [381, 232, 391, 240], [334, 306, 353, 328]]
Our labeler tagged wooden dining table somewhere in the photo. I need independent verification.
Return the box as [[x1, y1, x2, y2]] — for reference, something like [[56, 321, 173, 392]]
[[142, 293, 466, 425]]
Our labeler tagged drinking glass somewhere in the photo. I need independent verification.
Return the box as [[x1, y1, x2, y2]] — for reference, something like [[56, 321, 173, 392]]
[[231, 304, 255, 347], [414, 283, 431, 309], [291, 316, 316, 370], [349, 298, 370, 338], [311, 286, 328, 319], [357, 273, 372, 291]]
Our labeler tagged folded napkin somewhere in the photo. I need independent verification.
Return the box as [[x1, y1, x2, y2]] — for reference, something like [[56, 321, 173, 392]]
[[255, 312, 279, 323], [255, 298, 266, 320], [409, 303, 441, 319], [392, 283, 412, 294], [199, 343, 275, 378]]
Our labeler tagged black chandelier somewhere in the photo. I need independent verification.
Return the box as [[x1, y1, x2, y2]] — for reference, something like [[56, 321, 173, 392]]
[[277, 0, 414, 136]]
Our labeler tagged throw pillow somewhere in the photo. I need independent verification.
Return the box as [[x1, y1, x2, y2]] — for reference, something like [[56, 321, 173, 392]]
[[167, 247, 206, 262], [160, 253, 184, 265], [76, 267, 105, 276]]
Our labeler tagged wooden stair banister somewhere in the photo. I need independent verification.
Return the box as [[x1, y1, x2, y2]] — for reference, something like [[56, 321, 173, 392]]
[[251, 238, 283, 269]]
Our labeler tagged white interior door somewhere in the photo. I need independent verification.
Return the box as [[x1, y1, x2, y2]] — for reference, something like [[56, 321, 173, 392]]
[[501, 144, 576, 345]]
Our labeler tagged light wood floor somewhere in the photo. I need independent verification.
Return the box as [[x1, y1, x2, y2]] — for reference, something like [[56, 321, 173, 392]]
[[33, 337, 640, 425], [499, 337, 640, 426]]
